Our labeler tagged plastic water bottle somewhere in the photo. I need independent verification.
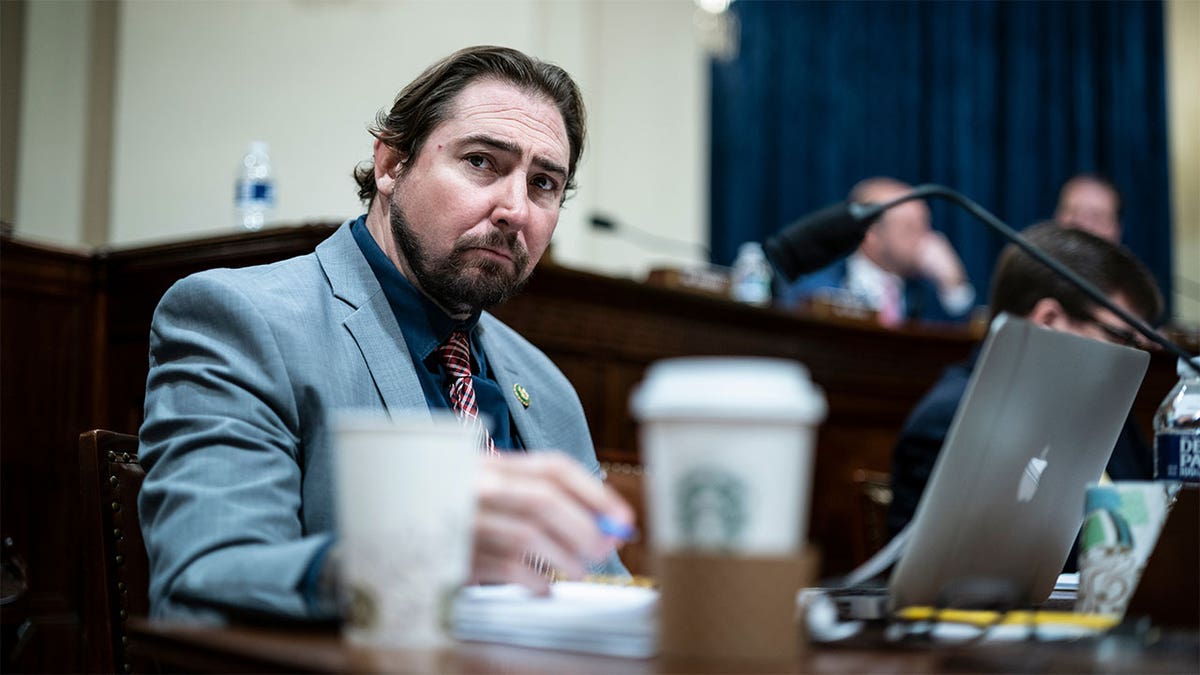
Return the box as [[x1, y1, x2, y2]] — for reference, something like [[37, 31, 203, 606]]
[[730, 242, 773, 306], [235, 141, 275, 231], [1153, 356, 1200, 483]]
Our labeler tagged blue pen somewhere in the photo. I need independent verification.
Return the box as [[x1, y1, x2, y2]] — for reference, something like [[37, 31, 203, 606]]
[[595, 513, 637, 542]]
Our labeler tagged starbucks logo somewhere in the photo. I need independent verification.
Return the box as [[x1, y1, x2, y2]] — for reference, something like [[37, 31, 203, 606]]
[[677, 467, 748, 551]]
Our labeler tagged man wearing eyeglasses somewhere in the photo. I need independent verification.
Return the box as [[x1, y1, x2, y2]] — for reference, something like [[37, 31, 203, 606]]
[[886, 222, 1162, 538]]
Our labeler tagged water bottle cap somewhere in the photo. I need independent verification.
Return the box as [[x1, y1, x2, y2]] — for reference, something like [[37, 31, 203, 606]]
[[248, 141, 270, 155], [1179, 356, 1200, 378], [737, 242, 764, 258]]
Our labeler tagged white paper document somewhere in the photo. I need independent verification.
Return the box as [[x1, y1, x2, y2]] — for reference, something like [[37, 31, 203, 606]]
[[1053, 572, 1079, 592], [1048, 572, 1079, 602], [450, 581, 658, 658]]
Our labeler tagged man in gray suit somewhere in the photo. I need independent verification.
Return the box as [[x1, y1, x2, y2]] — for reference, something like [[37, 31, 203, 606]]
[[139, 46, 633, 620]]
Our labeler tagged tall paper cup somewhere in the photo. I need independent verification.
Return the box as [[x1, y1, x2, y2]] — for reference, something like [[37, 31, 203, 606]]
[[334, 412, 478, 648], [630, 357, 827, 555]]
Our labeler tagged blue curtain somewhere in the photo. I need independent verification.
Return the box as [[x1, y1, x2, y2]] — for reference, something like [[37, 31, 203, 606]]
[[711, 0, 1173, 314]]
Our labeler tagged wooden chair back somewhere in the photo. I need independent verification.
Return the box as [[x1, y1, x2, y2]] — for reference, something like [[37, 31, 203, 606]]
[[601, 461, 649, 578], [850, 468, 893, 564], [79, 430, 149, 674]]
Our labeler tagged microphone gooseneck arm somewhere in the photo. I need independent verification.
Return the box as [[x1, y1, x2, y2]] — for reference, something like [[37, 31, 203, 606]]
[[870, 184, 1198, 373], [590, 214, 712, 258]]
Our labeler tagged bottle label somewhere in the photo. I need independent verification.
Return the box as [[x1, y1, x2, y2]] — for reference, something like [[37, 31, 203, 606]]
[[1154, 433, 1200, 482], [235, 180, 275, 206]]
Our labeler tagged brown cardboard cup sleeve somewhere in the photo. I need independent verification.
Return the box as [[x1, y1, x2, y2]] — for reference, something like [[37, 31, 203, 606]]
[[656, 548, 819, 664]]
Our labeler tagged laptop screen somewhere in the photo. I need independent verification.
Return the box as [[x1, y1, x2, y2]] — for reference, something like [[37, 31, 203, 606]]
[[889, 313, 1149, 610]]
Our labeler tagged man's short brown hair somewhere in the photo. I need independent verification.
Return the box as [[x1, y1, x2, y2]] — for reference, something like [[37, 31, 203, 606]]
[[989, 221, 1161, 323]]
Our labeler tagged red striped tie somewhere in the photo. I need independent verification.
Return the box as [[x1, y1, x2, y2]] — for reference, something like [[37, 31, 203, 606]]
[[437, 330, 498, 456], [438, 331, 553, 577]]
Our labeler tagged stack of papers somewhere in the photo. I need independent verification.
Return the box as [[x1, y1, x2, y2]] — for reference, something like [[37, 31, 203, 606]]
[[451, 582, 658, 658], [1049, 572, 1079, 602]]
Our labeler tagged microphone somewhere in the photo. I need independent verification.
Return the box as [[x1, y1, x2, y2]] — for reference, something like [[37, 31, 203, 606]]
[[763, 201, 885, 280], [765, 184, 1199, 373]]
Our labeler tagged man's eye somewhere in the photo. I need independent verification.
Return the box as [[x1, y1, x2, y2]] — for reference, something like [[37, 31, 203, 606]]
[[466, 155, 491, 169], [531, 175, 558, 193]]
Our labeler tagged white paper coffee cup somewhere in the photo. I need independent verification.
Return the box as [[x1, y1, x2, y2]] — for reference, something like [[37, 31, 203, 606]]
[[333, 411, 479, 648], [630, 357, 827, 556]]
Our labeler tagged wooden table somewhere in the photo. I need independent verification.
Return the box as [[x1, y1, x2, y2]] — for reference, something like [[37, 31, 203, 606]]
[[128, 618, 1199, 674]]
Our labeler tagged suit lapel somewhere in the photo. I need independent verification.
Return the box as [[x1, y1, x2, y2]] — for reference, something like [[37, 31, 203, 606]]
[[476, 321, 550, 451], [344, 295, 429, 415], [317, 222, 428, 416]]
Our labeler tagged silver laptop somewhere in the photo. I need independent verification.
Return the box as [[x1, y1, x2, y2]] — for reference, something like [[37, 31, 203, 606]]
[[887, 313, 1149, 610]]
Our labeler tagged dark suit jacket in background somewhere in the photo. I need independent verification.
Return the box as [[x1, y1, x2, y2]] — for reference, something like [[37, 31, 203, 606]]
[[778, 258, 969, 323]]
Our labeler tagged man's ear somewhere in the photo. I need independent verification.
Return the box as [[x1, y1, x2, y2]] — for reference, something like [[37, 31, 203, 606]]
[[860, 224, 880, 257], [372, 139, 407, 198], [1028, 297, 1068, 329]]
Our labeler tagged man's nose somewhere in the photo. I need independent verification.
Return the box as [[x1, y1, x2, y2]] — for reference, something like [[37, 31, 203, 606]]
[[492, 176, 530, 232]]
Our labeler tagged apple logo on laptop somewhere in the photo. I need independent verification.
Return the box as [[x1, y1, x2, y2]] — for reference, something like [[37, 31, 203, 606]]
[[1017, 446, 1051, 502]]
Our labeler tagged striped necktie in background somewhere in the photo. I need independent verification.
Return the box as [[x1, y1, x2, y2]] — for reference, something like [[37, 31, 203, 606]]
[[878, 276, 904, 327]]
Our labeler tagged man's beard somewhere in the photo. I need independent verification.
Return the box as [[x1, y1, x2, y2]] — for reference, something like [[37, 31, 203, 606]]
[[389, 201, 532, 315]]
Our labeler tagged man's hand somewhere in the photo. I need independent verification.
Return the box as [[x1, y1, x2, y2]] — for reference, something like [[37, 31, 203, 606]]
[[470, 452, 634, 593], [916, 231, 968, 292]]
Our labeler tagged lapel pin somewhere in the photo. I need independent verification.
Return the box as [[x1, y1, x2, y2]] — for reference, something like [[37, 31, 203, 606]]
[[513, 383, 531, 408]]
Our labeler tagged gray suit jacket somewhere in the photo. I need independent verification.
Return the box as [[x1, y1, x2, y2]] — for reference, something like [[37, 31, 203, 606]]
[[138, 221, 619, 620]]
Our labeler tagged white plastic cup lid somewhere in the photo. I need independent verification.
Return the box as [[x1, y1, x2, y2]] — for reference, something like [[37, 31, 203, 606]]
[[630, 356, 827, 423]]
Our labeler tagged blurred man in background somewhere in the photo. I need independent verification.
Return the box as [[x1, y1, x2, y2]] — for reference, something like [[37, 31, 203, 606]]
[[1054, 173, 1122, 243], [780, 177, 976, 326]]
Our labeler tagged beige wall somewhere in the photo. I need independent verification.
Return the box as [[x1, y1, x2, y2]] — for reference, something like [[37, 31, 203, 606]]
[[13, 0, 92, 246], [1167, 0, 1200, 324], [13, 0, 708, 279], [1, 0, 25, 228]]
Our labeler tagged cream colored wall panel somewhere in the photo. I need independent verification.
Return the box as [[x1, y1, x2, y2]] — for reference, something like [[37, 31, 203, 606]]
[[14, 0, 91, 246], [560, 0, 708, 279]]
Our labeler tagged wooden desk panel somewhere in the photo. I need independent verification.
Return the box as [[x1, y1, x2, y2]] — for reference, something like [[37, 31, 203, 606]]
[[0, 237, 100, 672]]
